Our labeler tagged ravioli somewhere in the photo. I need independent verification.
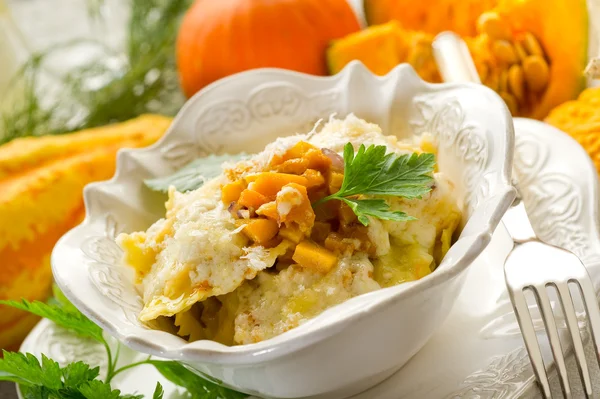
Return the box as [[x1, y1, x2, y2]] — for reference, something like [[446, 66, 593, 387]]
[[117, 178, 289, 321], [118, 114, 462, 344]]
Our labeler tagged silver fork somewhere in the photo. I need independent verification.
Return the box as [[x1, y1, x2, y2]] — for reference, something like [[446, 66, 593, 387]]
[[504, 200, 600, 398]]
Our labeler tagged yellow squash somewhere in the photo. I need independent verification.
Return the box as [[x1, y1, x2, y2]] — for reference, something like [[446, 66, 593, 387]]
[[0, 115, 171, 350]]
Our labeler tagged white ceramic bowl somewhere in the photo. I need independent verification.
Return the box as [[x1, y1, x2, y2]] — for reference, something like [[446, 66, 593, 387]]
[[52, 62, 515, 399]]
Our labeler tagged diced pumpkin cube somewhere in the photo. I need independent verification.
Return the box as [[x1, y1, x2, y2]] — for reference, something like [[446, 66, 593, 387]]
[[327, 171, 344, 194], [311, 221, 332, 243], [256, 201, 279, 221], [238, 189, 269, 210], [243, 173, 261, 183], [302, 169, 325, 188], [221, 180, 246, 205], [276, 158, 309, 175], [283, 141, 318, 161], [279, 226, 305, 243], [292, 241, 338, 273], [242, 218, 279, 245], [248, 172, 309, 198], [305, 149, 332, 171]]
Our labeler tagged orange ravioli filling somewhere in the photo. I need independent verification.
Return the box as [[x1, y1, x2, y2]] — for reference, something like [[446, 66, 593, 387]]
[[221, 141, 376, 273]]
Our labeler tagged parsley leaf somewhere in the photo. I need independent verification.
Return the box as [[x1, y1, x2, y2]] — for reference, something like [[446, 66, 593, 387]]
[[317, 143, 435, 226], [0, 299, 104, 343], [61, 362, 100, 388], [48, 284, 79, 314], [149, 361, 247, 399], [0, 352, 62, 389], [20, 385, 50, 399], [339, 143, 435, 198], [341, 198, 415, 226], [145, 153, 248, 193], [152, 382, 164, 399], [1, 295, 248, 399], [78, 380, 144, 399]]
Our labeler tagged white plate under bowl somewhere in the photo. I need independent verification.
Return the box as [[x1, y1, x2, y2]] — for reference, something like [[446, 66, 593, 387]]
[[21, 117, 600, 398]]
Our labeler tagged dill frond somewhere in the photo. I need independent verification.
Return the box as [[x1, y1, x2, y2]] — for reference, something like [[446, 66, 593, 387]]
[[0, 0, 192, 145]]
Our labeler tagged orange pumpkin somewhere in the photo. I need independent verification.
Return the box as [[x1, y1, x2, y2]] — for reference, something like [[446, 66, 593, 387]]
[[176, 0, 361, 97], [364, 0, 499, 36]]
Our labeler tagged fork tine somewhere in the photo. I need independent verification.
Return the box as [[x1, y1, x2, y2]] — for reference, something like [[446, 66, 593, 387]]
[[555, 282, 592, 396], [574, 277, 600, 370], [534, 286, 571, 397], [510, 287, 552, 398]]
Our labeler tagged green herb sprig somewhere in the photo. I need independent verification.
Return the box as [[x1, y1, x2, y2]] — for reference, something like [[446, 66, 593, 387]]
[[315, 143, 435, 226], [0, 286, 247, 399], [144, 153, 248, 193], [0, 0, 191, 144]]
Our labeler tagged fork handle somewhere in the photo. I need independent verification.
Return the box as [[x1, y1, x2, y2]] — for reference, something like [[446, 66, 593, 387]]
[[432, 32, 481, 84], [502, 202, 538, 243]]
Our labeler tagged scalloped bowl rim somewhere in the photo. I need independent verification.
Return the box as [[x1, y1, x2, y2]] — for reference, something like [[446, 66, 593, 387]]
[[52, 61, 516, 364]]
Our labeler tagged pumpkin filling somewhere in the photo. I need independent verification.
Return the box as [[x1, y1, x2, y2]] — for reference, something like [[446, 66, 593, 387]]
[[223, 141, 379, 274]]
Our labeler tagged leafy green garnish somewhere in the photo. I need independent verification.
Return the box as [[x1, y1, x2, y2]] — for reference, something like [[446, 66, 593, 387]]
[[149, 361, 247, 399], [19, 385, 51, 399], [316, 143, 435, 226], [0, 299, 104, 343], [61, 362, 100, 388], [0, 290, 248, 398], [341, 198, 415, 226], [48, 284, 80, 314], [77, 380, 143, 399], [0, 0, 192, 144], [0, 352, 142, 399], [0, 353, 63, 389], [144, 153, 248, 193], [152, 383, 164, 399]]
